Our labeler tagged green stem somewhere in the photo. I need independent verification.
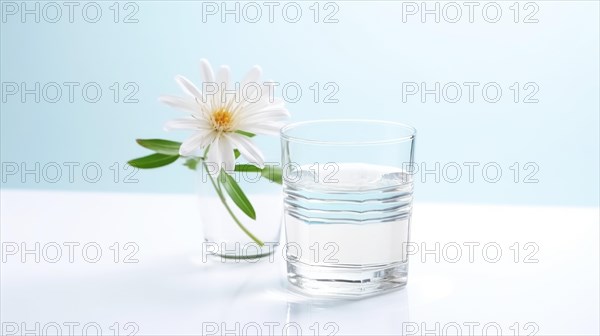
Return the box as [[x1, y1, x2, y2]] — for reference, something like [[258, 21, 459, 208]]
[[201, 160, 264, 246]]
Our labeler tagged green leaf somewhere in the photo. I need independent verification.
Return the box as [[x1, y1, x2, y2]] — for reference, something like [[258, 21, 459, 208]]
[[234, 149, 241, 159], [128, 153, 179, 169], [183, 158, 200, 170], [234, 164, 283, 184], [219, 170, 256, 220], [136, 139, 181, 155], [261, 165, 283, 184], [234, 164, 262, 173], [235, 130, 256, 138]]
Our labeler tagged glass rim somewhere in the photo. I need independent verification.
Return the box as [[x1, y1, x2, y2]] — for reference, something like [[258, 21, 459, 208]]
[[280, 119, 417, 146]]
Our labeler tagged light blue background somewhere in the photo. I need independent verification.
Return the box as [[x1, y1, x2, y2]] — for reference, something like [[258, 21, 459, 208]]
[[1, 1, 599, 206]]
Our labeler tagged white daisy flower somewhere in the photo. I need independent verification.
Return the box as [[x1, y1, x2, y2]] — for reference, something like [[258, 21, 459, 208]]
[[160, 59, 289, 174]]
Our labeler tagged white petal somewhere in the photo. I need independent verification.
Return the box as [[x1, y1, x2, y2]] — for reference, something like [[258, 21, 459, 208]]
[[210, 65, 229, 109], [200, 59, 214, 83], [229, 77, 276, 113], [231, 98, 267, 117], [215, 65, 231, 88], [159, 95, 198, 112], [236, 115, 288, 133], [241, 65, 262, 96], [234, 101, 271, 119], [223, 67, 263, 115], [205, 136, 234, 175], [175, 75, 203, 100], [235, 97, 286, 117], [216, 66, 231, 103], [242, 115, 288, 126], [164, 118, 199, 131], [227, 134, 265, 168], [164, 118, 210, 131], [237, 122, 284, 135], [179, 131, 213, 156], [258, 97, 285, 107], [245, 107, 290, 120], [219, 136, 236, 173], [159, 95, 209, 120], [206, 137, 222, 176]]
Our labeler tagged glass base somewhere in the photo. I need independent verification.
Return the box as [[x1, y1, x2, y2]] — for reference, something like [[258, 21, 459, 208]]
[[203, 240, 279, 262], [287, 260, 408, 298]]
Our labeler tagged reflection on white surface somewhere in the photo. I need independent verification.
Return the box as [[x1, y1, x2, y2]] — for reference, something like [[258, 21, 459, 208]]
[[286, 290, 409, 335], [409, 274, 455, 304], [1, 191, 599, 335]]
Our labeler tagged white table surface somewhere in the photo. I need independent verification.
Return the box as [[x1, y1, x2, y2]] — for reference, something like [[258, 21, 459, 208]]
[[1, 190, 598, 336]]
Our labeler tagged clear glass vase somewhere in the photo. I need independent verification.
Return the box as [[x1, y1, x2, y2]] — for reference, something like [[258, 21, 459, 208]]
[[197, 165, 282, 261]]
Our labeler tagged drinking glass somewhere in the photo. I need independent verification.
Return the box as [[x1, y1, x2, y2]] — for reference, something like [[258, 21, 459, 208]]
[[281, 119, 416, 297]]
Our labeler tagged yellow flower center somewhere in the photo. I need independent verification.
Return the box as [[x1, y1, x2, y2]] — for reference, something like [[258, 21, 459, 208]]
[[211, 108, 233, 131]]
